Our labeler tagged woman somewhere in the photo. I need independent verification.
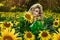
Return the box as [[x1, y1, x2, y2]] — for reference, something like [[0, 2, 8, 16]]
[[29, 3, 43, 34]]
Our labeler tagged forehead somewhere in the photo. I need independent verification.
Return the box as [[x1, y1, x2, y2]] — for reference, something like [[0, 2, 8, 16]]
[[35, 8, 39, 10], [32, 7, 39, 11]]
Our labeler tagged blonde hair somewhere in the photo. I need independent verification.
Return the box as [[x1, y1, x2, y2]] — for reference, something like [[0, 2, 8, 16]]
[[29, 3, 43, 14], [28, 3, 43, 21]]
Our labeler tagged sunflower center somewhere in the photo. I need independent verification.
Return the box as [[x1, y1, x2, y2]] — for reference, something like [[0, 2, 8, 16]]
[[3, 36, 13, 40], [25, 14, 31, 20], [26, 32, 32, 38], [41, 32, 48, 37], [4, 23, 10, 27], [58, 36, 60, 40], [58, 39, 60, 40], [56, 19, 58, 20], [55, 22, 58, 25]]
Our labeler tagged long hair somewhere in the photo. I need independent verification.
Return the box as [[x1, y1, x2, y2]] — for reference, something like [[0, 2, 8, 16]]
[[28, 3, 43, 21]]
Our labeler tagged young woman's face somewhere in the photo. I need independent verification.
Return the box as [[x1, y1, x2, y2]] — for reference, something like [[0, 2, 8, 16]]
[[32, 8, 39, 17]]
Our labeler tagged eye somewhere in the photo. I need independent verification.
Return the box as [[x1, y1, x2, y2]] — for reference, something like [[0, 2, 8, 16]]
[[36, 10, 38, 12]]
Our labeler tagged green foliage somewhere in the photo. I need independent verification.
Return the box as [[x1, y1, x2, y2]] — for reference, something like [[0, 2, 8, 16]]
[[43, 17, 54, 30], [17, 16, 31, 33], [0, 6, 10, 12], [10, 7, 27, 12]]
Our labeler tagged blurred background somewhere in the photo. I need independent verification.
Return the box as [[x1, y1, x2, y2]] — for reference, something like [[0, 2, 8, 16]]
[[0, 0, 60, 12]]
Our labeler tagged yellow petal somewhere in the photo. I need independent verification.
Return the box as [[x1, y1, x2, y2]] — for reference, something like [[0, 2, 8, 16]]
[[11, 29, 15, 34], [58, 28, 60, 33]]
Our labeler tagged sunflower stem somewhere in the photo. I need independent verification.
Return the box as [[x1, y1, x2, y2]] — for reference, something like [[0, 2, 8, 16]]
[[25, 21, 26, 31], [54, 29, 58, 33]]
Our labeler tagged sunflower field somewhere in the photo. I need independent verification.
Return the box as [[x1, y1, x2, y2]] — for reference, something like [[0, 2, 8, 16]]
[[0, 10, 60, 40]]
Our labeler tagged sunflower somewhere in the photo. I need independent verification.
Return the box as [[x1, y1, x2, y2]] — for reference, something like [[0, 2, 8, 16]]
[[44, 15, 48, 18], [1, 13, 5, 17], [1, 22, 13, 30], [10, 13, 15, 19], [5, 13, 11, 20], [24, 12, 33, 23], [52, 28, 60, 40], [53, 20, 59, 28], [0, 22, 3, 28], [10, 6, 16, 10], [13, 20, 19, 26], [58, 28, 60, 33], [24, 31, 35, 40], [0, 3, 4, 6], [0, 29, 22, 40], [44, 10, 53, 18], [53, 14, 57, 19], [38, 30, 51, 40], [55, 18, 59, 20], [52, 31, 60, 40], [16, 15, 20, 19]]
